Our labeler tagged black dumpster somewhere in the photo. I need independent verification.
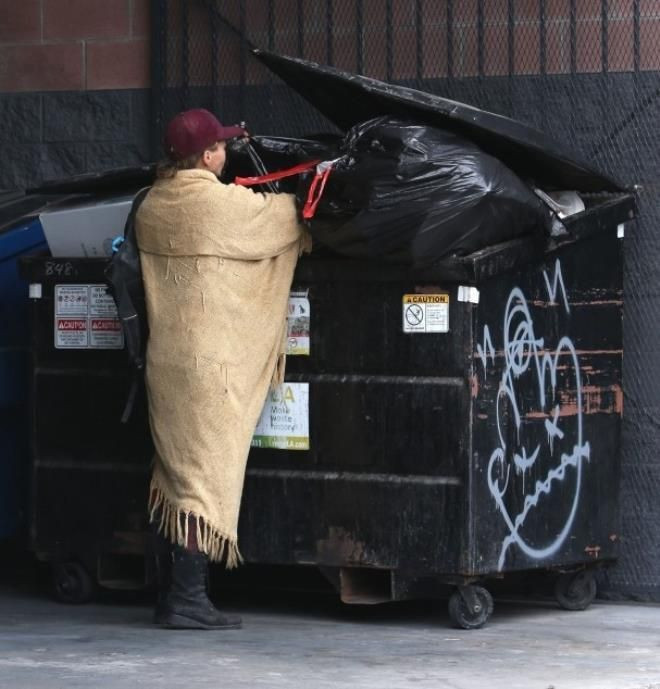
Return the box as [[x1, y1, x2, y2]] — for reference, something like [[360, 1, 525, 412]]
[[20, 185, 633, 626], [19, 54, 635, 627]]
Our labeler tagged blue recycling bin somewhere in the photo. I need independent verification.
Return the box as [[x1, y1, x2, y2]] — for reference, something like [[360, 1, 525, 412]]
[[0, 215, 48, 538]]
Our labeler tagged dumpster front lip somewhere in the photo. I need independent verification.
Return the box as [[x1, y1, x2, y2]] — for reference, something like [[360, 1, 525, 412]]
[[253, 49, 627, 194]]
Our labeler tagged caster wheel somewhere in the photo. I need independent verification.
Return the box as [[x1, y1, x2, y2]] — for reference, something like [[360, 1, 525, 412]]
[[555, 570, 597, 611], [53, 562, 95, 604], [448, 585, 494, 630]]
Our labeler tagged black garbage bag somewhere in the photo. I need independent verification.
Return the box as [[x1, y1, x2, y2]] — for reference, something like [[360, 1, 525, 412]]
[[297, 117, 553, 266]]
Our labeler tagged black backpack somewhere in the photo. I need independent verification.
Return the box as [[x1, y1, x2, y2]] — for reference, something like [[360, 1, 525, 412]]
[[105, 186, 151, 423]]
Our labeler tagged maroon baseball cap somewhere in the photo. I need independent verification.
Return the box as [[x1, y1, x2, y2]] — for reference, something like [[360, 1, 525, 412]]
[[164, 108, 246, 160]]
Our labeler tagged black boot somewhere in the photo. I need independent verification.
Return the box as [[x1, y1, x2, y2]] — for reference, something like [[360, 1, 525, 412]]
[[149, 512, 172, 625], [160, 545, 242, 630], [152, 533, 172, 626]]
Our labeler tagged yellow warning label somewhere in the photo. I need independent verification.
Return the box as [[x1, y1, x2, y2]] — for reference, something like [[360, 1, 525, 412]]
[[403, 294, 449, 304], [402, 293, 450, 333]]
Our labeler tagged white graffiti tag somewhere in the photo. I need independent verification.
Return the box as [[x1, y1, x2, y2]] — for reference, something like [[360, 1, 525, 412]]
[[480, 259, 591, 570]]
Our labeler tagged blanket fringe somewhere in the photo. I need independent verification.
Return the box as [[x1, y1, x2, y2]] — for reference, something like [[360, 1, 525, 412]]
[[149, 481, 243, 569], [270, 352, 286, 389]]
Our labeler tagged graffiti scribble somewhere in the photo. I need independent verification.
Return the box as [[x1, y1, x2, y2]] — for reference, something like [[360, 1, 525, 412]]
[[477, 326, 496, 374], [543, 258, 571, 314], [482, 261, 590, 570]]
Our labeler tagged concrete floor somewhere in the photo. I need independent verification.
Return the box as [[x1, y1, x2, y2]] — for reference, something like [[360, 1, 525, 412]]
[[2, 584, 660, 689]]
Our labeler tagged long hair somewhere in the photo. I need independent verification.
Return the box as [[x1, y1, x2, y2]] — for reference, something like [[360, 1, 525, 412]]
[[156, 152, 202, 179], [156, 142, 221, 179]]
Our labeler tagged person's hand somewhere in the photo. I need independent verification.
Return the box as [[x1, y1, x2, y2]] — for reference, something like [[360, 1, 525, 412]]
[[237, 121, 250, 139]]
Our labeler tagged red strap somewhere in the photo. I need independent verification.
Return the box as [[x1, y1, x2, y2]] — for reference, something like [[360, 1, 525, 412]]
[[302, 164, 334, 219], [234, 159, 320, 186]]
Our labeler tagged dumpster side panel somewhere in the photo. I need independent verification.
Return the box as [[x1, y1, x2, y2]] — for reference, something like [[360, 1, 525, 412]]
[[22, 258, 153, 560], [470, 232, 622, 575], [241, 476, 463, 572], [0, 219, 48, 539], [240, 277, 473, 575]]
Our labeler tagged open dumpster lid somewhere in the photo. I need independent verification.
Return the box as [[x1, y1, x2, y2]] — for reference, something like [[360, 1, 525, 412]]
[[28, 164, 155, 195], [254, 49, 625, 194]]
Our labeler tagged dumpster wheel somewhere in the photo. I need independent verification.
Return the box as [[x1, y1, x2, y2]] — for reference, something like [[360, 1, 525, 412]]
[[554, 570, 597, 611], [52, 562, 95, 604], [448, 585, 494, 630]]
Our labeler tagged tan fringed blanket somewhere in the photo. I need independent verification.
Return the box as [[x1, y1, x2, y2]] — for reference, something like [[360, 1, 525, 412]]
[[136, 169, 307, 566]]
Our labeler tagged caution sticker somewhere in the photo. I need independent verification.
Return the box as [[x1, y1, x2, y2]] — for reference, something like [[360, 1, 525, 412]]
[[286, 292, 310, 356], [402, 294, 449, 333], [90, 318, 124, 349], [251, 382, 309, 451], [55, 284, 124, 350], [56, 317, 88, 348]]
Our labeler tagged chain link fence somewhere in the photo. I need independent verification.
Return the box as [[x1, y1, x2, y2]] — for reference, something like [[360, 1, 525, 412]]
[[152, 0, 660, 600]]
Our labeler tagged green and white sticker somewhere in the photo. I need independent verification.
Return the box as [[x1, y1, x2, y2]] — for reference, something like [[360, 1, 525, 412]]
[[251, 382, 309, 451], [286, 292, 310, 355]]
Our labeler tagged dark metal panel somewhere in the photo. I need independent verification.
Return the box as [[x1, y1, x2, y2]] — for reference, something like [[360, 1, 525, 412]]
[[31, 468, 149, 558], [283, 280, 470, 378], [248, 379, 470, 477], [469, 234, 622, 574], [239, 475, 463, 573], [252, 50, 626, 192]]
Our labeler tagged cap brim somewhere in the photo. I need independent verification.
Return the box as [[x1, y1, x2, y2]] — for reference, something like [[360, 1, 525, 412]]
[[218, 125, 247, 141]]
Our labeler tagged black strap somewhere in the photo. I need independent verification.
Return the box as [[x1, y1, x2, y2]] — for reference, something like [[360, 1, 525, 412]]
[[118, 187, 150, 424], [121, 372, 140, 425]]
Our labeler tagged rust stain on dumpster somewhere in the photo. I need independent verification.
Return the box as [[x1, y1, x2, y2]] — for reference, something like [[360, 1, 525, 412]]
[[470, 374, 479, 399], [524, 384, 623, 418], [317, 526, 369, 566]]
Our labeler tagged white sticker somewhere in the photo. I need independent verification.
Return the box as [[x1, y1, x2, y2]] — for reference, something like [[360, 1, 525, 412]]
[[287, 294, 310, 356], [402, 294, 449, 333], [89, 285, 119, 316], [54, 284, 124, 350], [457, 285, 480, 304], [251, 382, 309, 451], [55, 285, 88, 316], [55, 317, 88, 348], [90, 318, 124, 349]]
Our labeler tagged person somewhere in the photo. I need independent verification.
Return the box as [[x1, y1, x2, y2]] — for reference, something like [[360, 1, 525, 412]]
[[135, 108, 310, 630]]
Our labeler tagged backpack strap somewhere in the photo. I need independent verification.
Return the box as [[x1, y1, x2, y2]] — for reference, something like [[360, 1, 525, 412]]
[[116, 186, 150, 424]]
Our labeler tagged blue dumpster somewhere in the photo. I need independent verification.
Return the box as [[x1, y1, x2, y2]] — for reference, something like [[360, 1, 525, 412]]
[[0, 213, 48, 539]]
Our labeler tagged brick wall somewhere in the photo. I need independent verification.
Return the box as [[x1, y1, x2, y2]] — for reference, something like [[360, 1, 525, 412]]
[[1, 0, 152, 189], [0, 0, 150, 91], [169, 0, 660, 87]]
